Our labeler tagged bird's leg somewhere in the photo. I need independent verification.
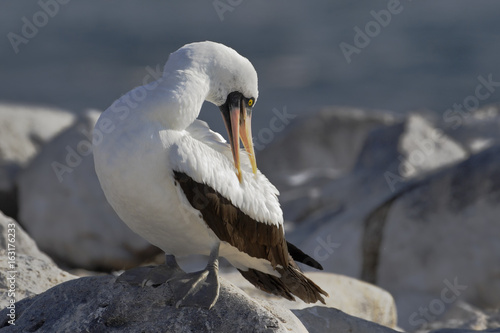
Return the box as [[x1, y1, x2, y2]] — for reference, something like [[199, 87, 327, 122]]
[[167, 242, 220, 309]]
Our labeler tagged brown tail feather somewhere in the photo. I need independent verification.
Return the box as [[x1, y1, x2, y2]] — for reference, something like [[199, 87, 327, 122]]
[[238, 262, 328, 304]]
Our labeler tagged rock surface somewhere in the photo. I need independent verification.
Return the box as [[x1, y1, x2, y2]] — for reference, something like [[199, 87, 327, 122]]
[[0, 265, 408, 333], [258, 106, 499, 332], [0, 211, 77, 309], [413, 301, 500, 333], [0, 103, 75, 218], [18, 110, 158, 270], [377, 144, 500, 331], [278, 109, 468, 279], [223, 270, 398, 329], [441, 103, 500, 154], [292, 306, 400, 333], [0, 211, 51, 262], [0, 269, 306, 333], [258, 106, 403, 193]]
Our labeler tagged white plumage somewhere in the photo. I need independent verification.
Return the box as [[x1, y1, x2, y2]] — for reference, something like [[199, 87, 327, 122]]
[[94, 41, 327, 306], [94, 41, 281, 272]]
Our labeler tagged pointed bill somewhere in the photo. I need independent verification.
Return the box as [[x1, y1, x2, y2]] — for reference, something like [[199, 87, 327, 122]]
[[239, 105, 257, 175]]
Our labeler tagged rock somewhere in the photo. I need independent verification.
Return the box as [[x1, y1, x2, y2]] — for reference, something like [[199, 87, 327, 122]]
[[282, 110, 468, 279], [18, 110, 158, 271], [441, 103, 500, 154], [396, 114, 467, 179], [412, 301, 500, 333], [0, 211, 77, 309], [0, 254, 77, 310], [376, 144, 500, 331], [292, 306, 400, 333], [428, 329, 500, 333], [0, 103, 75, 218], [0, 268, 307, 333], [0, 211, 51, 262], [222, 270, 398, 329], [258, 106, 403, 193], [257, 107, 498, 331]]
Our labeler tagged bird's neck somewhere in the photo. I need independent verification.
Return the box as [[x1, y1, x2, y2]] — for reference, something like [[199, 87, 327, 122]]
[[142, 69, 210, 130]]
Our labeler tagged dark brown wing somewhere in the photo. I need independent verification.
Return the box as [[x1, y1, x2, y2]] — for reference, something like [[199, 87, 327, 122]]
[[173, 171, 328, 303], [173, 171, 289, 269]]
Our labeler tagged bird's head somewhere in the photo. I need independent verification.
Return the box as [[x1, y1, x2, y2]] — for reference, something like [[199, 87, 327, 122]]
[[174, 41, 258, 182]]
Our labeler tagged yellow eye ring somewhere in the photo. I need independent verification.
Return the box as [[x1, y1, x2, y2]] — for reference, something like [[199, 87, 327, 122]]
[[248, 99, 254, 107]]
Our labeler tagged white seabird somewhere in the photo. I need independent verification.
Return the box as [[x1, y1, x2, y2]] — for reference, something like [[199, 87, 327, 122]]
[[93, 41, 327, 309]]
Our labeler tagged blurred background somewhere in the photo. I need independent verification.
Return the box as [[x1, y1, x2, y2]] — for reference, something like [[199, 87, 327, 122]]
[[1, 1, 500, 134], [1, 1, 500, 331]]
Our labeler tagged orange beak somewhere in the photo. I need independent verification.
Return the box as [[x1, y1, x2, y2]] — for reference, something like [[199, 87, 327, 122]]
[[220, 92, 257, 182]]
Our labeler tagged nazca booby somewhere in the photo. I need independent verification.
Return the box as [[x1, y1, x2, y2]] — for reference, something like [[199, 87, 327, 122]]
[[93, 41, 327, 308]]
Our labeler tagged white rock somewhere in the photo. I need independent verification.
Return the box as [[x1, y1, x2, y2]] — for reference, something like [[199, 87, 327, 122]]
[[0, 103, 75, 186], [258, 106, 402, 193], [0, 210, 51, 262], [0, 253, 77, 310], [441, 103, 500, 154], [398, 114, 467, 179], [292, 306, 401, 333], [412, 300, 500, 333], [18, 111, 156, 270], [0, 211, 77, 309], [377, 145, 500, 331], [0, 103, 75, 217], [222, 270, 398, 329], [281, 111, 468, 279]]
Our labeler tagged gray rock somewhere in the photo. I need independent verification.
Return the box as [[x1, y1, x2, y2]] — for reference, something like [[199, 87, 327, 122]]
[[292, 306, 400, 333], [0, 211, 77, 309], [376, 144, 500, 331], [0, 103, 75, 218], [284, 110, 467, 278], [441, 103, 500, 154], [427, 329, 500, 333], [222, 270, 398, 329], [396, 114, 467, 179], [0, 268, 304, 333], [0, 253, 77, 310], [413, 301, 500, 333], [0, 211, 51, 262], [18, 110, 158, 270], [258, 107, 499, 332], [258, 106, 403, 193]]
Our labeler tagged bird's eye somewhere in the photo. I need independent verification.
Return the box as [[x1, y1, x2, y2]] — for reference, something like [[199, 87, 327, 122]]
[[247, 99, 254, 107]]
